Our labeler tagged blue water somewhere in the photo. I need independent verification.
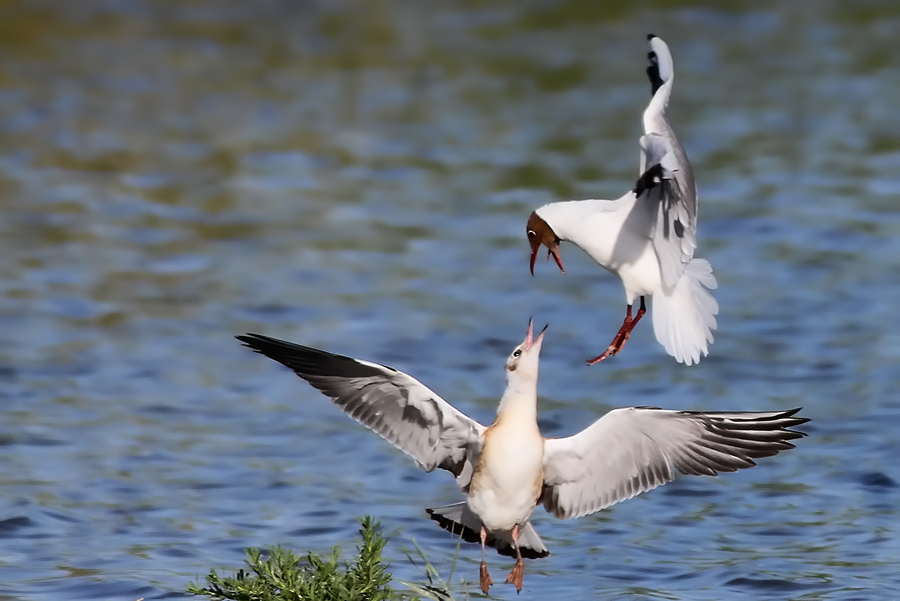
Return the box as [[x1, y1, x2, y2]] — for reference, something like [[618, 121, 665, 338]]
[[1, 1, 899, 599]]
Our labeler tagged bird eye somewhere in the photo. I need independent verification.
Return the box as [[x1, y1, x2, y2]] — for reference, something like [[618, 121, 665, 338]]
[[527, 230, 536, 238], [513, 349, 522, 358]]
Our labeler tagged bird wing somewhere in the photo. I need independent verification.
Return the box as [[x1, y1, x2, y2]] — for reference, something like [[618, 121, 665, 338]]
[[541, 407, 808, 520], [238, 333, 486, 491], [638, 131, 698, 290]]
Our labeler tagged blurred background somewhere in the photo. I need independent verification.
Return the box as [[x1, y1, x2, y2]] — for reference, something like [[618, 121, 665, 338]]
[[1, 0, 899, 599]]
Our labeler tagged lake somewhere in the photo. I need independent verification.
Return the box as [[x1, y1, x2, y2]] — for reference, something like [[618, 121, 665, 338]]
[[1, 1, 899, 599]]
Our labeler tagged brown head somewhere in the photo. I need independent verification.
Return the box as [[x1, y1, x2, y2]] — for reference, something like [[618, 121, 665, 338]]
[[526, 211, 565, 275]]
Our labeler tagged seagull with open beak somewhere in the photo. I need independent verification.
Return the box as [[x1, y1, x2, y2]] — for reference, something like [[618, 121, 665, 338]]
[[237, 320, 807, 594], [528, 34, 718, 366]]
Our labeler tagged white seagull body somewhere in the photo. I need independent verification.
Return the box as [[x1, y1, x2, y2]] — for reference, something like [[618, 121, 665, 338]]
[[237, 321, 807, 594], [528, 34, 718, 366]]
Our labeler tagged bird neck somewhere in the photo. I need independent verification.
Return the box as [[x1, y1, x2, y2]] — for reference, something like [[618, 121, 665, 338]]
[[537, 197, 635, 266], [496, 377, 538, 422], [538, 199, 615, 242]]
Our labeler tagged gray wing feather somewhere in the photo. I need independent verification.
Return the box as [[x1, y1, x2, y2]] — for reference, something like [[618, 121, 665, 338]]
[[639, 131, 698, 289], [237, 334, 485, 491], [541, 407, 808, 520]]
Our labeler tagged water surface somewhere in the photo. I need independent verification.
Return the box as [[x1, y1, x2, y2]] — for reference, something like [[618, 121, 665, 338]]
[[1, 1, 899, 599]]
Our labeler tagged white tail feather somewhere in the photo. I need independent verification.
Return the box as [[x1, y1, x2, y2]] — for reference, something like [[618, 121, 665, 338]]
[[652, 258, 718, 365], [493, 521, 548, 557]]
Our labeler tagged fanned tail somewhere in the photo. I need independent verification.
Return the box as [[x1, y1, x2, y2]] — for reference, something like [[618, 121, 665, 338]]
[[652, 258, 718, 365]]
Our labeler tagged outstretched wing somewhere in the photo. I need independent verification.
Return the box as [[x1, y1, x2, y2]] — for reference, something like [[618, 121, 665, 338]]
[[638, 131, 698, 290], [541, 407, 808, 520], [238, 333, 486, 491]]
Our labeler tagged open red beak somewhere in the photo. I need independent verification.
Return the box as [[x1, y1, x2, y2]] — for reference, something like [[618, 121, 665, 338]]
[[524, 318, 534, 349], [531, 243, 565, 275], [523, 318, 549, 351]]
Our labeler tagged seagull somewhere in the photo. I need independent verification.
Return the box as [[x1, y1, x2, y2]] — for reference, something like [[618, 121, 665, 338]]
[[237, 321, 808, 594], [527, 34, 718, 366]]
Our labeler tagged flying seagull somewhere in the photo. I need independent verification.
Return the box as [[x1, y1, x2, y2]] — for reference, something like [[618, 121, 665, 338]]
[[527, 34, 717, 366]]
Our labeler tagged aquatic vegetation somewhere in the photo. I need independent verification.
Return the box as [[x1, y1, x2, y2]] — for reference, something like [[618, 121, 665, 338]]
[[187, 516, 395, 601], [397, 536, 469, 601], [187, 516, 466, 601]]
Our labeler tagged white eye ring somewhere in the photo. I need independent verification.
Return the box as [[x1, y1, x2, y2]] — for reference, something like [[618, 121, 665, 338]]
[[513, 349, 522, 358]]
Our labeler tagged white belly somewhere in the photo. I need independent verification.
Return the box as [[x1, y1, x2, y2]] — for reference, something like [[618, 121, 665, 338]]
[[615, 245, 662, 300], [467, 423, 543, 532], [576, 204, 663, 302]]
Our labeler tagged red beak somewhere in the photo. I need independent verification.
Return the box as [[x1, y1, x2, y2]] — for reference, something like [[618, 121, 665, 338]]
[[524, 318, 534, 350], [530, 243, 565, 275], [523, 319, 549, 351], [549, 247, 565, 273]]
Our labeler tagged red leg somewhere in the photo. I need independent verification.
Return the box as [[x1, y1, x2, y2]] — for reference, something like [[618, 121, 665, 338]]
[[505, 524, 525, 593], [587, 297, 647, 365], [479, 526, 493, 594]]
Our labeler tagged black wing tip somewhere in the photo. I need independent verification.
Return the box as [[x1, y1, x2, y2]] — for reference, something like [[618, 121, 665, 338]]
[[734, 407, 810, 434], [769, 407, 811, 435], [235, 332, 257, 344], [236, 333, 393, 380], [762, 407, 811, 434], [236, 332, 279, 350], [647, 33, 657, 40], [236, 331, 327, 368], [236, 332, 301, 360], [237, 333, 272, 356], [236, 332, 327, 358], [688, 407, 809, 422]]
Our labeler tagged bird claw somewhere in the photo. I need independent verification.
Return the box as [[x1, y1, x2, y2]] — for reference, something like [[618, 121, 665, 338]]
[[505, 559, 524, 593], [480, 562, 493, 594], [587, 332, 631, 365], [587, 303, 645, 366], [586, 344, 618, 366]]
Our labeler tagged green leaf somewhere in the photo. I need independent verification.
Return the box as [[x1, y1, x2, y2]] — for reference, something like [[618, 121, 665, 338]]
[[187, 516, 402, 601]]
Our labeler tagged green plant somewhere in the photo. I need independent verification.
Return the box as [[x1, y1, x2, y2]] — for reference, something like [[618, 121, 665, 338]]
[[398, 536, 471, 601], [188, 516, 397, 601]]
